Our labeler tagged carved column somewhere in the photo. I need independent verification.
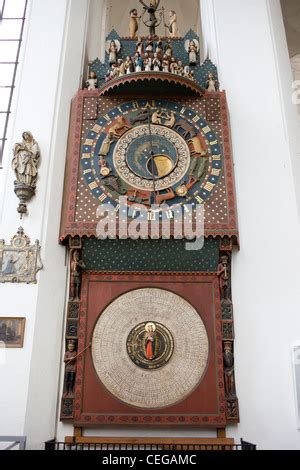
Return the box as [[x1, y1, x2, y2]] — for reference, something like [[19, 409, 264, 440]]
[[219, 237, 239, 422], [60, 237, 84, 420]]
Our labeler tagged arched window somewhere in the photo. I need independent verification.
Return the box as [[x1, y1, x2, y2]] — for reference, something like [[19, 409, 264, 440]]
[[0, 0, 28, 167]]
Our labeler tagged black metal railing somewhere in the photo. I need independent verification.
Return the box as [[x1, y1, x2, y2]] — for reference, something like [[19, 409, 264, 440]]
[[45, 438, 256, 451]]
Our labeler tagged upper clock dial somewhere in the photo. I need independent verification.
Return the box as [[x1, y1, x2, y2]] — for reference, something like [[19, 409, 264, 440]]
[[81, 100, 223, 213]]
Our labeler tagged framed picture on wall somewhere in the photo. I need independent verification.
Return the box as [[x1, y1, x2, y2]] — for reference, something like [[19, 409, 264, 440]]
[[0, 318, 26, 348]]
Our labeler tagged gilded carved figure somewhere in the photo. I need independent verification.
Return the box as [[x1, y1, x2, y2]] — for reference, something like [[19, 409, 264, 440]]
[[185, 39, 199, 66]]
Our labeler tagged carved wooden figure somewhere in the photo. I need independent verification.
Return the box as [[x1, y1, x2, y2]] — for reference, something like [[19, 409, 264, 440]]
[[64, 340, 77, 397], [217, 255, 230, 300], [129, 8, 141, 39], [70, 250, 86, 301], [85, 71, 98, 90], [223, 342, 236, 398]]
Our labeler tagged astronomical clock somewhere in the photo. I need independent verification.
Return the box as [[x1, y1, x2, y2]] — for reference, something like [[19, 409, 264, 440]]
[[59, 10, 239, 436]]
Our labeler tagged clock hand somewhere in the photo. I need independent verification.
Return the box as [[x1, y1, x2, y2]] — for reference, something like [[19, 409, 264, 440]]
[[147, 108, 157, 204]]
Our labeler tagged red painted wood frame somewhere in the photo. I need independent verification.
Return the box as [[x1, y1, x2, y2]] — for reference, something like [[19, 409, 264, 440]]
[[74, 272, 226, 427]]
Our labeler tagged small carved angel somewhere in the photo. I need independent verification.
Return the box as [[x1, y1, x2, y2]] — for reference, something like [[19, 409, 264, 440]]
[[206, 72, 219, 92], [85, 71, 98, 90], [106, 39, 121, 65], [185, 39, 200, 66]]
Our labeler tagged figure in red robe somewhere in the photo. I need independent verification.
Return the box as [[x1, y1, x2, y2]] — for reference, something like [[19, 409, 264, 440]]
[[145, 323, 156, 360]]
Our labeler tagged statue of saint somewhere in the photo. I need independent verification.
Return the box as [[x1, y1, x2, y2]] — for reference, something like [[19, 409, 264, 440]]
[[107, 39, 121, 65], [12, 132, 40, 188], [144, 322, 157, 360], [85, 71, 98, 90]]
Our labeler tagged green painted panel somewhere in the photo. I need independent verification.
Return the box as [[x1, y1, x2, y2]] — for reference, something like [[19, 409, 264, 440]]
[[82, 238, 219, 272]]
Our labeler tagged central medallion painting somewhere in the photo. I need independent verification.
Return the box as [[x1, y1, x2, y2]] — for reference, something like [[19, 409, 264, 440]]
[[126, 320, 175, 371]]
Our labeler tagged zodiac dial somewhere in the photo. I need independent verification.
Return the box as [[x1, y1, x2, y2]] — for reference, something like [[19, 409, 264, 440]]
[[81, 100, 223, 219]]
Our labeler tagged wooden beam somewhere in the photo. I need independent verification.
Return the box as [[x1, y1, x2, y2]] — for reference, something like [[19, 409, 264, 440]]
[[65, 436, 235, 446]]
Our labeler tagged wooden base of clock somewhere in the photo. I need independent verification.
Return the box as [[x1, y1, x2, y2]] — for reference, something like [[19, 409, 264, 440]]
[[65, 436, 235, 449], [73, 272, 226, 427]]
